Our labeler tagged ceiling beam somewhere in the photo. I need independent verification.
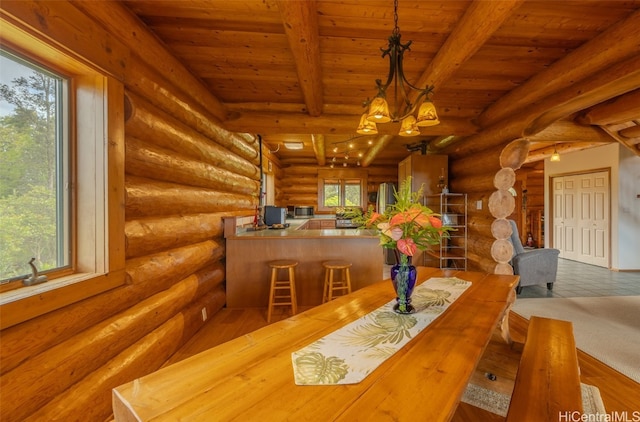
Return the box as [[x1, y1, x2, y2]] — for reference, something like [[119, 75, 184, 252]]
[[525, 54, 640, 135], [416, 0, 524, 93], [311, 134, 326, 166], [360, 135, 396, 168], [528, 120, 613, 143], [619, 124, 640, 139], [599, 126, 640, 157], [436, 54, 640, 159], [276, 0, 323, 117], [223, 112, 477, 136], [576, 89, 640, 126], [478, 9, 640, 128], [525, 141, 615, 163]]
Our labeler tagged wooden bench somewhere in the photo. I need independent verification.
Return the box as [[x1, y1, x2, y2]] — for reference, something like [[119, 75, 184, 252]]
[[506, 316, 583, 421]]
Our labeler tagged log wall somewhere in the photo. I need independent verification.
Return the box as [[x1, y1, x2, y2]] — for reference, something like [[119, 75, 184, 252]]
[[448, 140, 531, 273], [0, 2, 258, 421], [449, 157, 502, 273], [279, 165, 397, 211]]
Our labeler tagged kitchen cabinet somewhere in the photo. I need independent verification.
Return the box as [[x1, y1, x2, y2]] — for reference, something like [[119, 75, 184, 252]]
[[398, 153, 448, 265], [320, 219, 336, 229], [298, 219, 336, 230], [398, 153, 448, 199], [226, 229, 381, 307]]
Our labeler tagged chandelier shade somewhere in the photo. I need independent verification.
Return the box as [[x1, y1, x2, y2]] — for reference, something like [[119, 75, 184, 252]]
[[366, 97, 391, 123], [357, 113, 379, 134], [399, 115, 420, 137], [416, 99, 440, 127]]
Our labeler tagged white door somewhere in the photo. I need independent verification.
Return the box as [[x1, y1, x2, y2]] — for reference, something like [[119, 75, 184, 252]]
[[577, 171, 609, 267], [559, 176, 579, 261], [551, 171, 610, 267], [552, 178, 564, 252]]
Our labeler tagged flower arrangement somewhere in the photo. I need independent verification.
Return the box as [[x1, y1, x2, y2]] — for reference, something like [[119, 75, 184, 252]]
[[356, 177, 451, 265], [353, 177, 450, 313]]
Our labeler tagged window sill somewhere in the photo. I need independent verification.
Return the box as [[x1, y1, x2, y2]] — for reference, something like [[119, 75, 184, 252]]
[[0, 270, 125, 329]]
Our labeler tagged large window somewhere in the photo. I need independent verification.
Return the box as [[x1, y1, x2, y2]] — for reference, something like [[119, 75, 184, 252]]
[[322, 178, 362, 207], [0, 16, 125, 329], [0, 49, 70, 282], [318, 169, 367, 212]]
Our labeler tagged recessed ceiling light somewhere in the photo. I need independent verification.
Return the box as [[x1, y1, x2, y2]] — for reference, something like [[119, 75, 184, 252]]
[[284, 142, 304, 150]]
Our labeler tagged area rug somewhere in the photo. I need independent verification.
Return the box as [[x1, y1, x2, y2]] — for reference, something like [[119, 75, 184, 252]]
[[513, 295, 640, 383], [462, 383, 606, 417]]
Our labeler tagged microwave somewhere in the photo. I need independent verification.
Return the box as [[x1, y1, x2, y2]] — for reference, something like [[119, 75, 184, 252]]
[[264, 206, 286, 226], [293, 206, 314, 218]]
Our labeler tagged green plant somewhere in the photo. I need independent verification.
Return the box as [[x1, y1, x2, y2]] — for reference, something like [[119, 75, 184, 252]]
[[355, 177, 451, 260]]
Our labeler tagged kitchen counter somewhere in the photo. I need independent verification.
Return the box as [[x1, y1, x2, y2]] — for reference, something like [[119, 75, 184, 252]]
[[231, 216, 367, 236], [234, 227, 376, 238], [226, 221, 383, 308]]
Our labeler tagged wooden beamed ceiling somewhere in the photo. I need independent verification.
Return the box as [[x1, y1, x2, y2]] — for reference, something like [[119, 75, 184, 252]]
[[123, 0, 640, 166]]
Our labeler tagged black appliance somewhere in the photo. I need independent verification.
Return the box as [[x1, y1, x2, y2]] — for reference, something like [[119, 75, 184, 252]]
[[264, 206, 286, 226], [335, 207, 362, 229], [293, 206, 314, 218]]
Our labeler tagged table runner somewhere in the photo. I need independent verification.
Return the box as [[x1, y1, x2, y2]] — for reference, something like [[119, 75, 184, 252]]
[[292, 276, 471, 385]]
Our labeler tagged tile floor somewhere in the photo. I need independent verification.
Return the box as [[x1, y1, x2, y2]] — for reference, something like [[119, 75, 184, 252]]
[[384, 258, 640, 298], [517, 258, 640, 298]]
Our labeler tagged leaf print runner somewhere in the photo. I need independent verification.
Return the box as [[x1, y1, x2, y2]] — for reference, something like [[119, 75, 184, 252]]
[[292, 277, 471, 385]]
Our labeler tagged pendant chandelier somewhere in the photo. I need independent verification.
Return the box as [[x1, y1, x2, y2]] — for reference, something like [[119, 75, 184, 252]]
[[357, 0, 440, 137], [550, 144, 561, 162]]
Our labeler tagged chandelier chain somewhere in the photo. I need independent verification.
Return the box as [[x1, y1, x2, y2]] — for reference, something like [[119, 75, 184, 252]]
[[393, 0, 400, 36]]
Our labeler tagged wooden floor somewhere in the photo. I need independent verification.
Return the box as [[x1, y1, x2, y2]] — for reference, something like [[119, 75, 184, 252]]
[[168, 305, 640, 420]]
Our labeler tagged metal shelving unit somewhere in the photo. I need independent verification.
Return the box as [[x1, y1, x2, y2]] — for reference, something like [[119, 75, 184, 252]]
[[425, 193, 467, 270]]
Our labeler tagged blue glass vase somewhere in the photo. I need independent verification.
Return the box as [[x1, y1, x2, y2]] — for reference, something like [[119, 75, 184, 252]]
[[390, 255, 417, 314]]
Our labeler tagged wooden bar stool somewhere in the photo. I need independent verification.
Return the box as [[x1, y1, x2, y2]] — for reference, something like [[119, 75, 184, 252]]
[[322, 260, 352, 303], [267, 260, 298, 323]]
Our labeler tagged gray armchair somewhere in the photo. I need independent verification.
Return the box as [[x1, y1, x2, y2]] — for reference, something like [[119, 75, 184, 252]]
[[508, 220, 560, 294]]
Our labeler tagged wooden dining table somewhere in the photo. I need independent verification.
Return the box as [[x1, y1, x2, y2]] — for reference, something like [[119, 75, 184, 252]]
[[112, 267, 519, 421]]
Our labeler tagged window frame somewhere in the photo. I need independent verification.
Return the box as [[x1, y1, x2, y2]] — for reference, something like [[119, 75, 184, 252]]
[[317, 168, 368, 212], [0, 18, 126, 329], [0, 48, 72, 284]]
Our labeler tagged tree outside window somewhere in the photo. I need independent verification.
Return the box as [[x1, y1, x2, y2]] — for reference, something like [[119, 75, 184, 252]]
[[0, 49, 69, 281], [318, 169, 367, 212]]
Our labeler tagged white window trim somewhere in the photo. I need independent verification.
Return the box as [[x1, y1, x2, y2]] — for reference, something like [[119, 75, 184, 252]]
[[0, 18, 126, 329]]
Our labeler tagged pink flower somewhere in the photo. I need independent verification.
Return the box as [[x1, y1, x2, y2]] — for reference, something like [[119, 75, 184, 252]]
[[377, 222, 391, 237], [397, 238, 417, 256], [390, 227, 403, 241], [378, 224, 402, 241]]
